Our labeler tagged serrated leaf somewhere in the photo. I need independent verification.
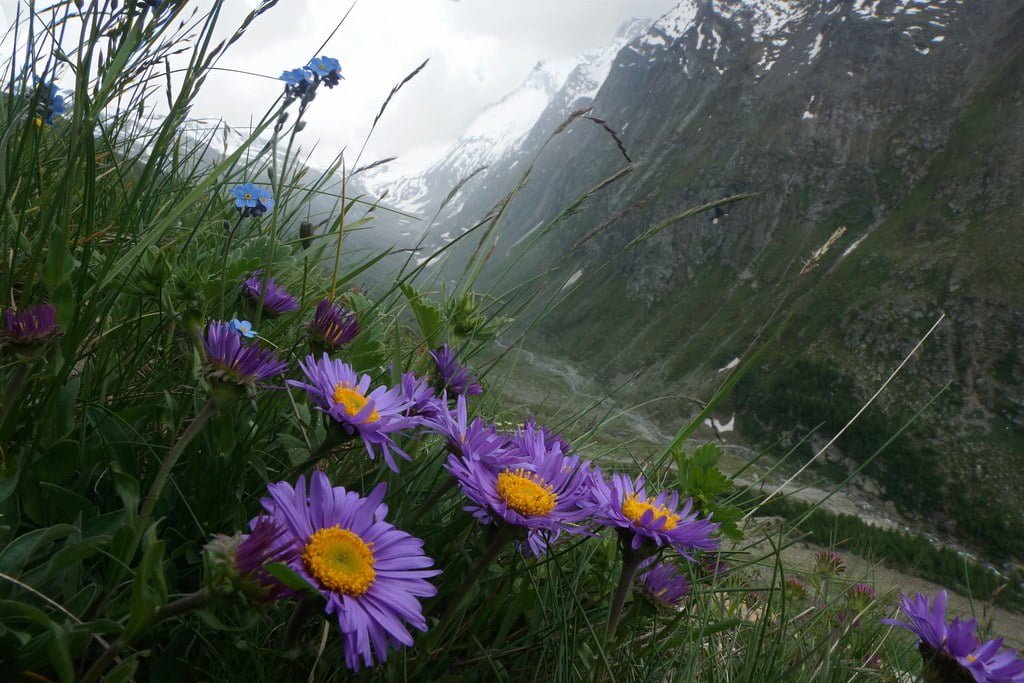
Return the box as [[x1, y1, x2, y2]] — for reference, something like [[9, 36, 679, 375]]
[[691, 442, 724, 470], [400, 283, 445, 348]]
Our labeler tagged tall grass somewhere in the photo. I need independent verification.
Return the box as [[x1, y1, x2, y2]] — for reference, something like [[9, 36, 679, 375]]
[[0, 2, 1001, 681]]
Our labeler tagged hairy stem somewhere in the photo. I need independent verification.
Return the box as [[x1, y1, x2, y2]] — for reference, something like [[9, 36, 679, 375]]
[[606, 537, 644, 642], [283, 597, 323, 651]]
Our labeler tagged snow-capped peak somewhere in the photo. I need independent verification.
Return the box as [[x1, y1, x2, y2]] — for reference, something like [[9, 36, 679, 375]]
[[640, 0, 957, 75], [460, 61, 566, 150], [366, 19, 652, 215]]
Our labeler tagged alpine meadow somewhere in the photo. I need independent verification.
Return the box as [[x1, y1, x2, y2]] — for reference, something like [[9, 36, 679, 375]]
[[0, 1, 1022, 682]]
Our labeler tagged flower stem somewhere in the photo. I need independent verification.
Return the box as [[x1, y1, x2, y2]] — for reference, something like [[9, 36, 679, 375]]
[[134, 398, 217, 548], [82, 589, 211, 683], [283, 597, 322, 651], [218, 214, 246, 319], [606, 538, 644, 642]]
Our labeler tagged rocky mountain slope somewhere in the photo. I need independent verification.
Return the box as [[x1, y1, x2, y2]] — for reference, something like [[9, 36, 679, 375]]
[[374, 0, 1024, 562]]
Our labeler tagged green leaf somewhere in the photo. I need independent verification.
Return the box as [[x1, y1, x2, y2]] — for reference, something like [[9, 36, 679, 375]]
[[123, 538, 166, 639], [111, 467, 140, 525], [0, 466, 20, 504], [46, 623, 75, 683], [263, 562, 320, 596], [103, 653, 141, 683], [400, 283, 446, 348], [0, 525, 76, 574], [42, 228, 76, 289], [37, 483, 98, 523], [691, 442, 724, 470], [40, 378, 80, 448]]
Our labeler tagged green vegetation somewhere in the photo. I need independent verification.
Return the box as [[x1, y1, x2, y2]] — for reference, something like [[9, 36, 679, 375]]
[[0, 3, 1018, 681], [754, 494, 1024, 613]]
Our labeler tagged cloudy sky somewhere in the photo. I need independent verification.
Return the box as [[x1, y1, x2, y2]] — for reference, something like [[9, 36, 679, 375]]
[[0, 1, 675, 175], [187, 0, 678, 176]]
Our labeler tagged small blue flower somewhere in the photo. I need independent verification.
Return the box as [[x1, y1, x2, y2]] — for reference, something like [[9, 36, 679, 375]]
[[256, 188, 275, 212], [230, 318, 257, 339], [280, 68, 313, 86], [231, 183, 259, 210], [307, 56, 343, 88], [30, 81, 67, 126]]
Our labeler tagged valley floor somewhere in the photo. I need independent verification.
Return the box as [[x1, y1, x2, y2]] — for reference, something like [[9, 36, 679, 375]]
[[491, 342, 1023, 642]]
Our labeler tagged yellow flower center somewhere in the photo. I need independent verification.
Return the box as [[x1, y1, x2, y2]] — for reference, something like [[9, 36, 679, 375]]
[[243, 193, 252, 200], [967, 655, 976, 663], [622, 494, 679, 530], [332, 382, 380, 422], [496, 469, 557, 517], [302, 526, 376, 596]]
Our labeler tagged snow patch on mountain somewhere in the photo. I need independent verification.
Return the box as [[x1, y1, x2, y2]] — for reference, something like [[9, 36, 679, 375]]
[[367, 19, 650, 216], [642, 0, 953, 76]]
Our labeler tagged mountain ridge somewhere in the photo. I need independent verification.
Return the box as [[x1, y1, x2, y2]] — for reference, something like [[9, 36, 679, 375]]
[[370, 0, 1024, 561]]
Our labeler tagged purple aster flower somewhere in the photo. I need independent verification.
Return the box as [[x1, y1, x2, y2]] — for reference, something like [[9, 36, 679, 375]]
[[1, 303, 60, 354], [287, 354, 415, 472], [307, 56, 343, 88], [429, 344, 483, 397], [521, 416, 572, 456], [398, 371, 443, 421], [426, 393, 511, 463], [259, 472, 440, 671], [233, 517, 296, 599], [242, 273, 299, 316], [591, 473, 719, 560], [200, 320, 287, 389], [882, 591, 1024, 682], [446, 433, 595, 536], [639, 562, 690, 608], [204, 516, 296, 602], [308, 299, 359, 351]]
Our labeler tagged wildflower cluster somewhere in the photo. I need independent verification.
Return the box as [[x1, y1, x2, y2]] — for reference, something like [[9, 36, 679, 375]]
[[183, 279, 721, 668], [884, 591, 1024, 681], [280, 55, 343, 102], [231, 183, 275, 218]]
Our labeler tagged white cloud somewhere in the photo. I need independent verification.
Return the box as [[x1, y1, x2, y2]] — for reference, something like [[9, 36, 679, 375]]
[[1, 0, 676, 173]]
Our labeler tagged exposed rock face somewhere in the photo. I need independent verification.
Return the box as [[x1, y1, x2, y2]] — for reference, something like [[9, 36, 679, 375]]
[[379, 1, 1024, 560]]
